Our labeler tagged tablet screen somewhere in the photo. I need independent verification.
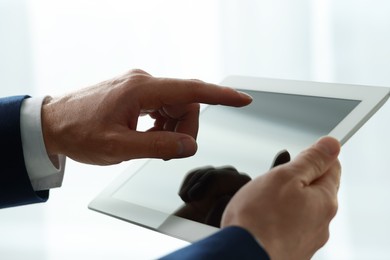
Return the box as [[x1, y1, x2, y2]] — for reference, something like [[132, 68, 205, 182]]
[[112, 90, 360, 226]]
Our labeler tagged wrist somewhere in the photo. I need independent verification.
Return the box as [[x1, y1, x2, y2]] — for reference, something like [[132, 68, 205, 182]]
[[41, 96, 59, 156]]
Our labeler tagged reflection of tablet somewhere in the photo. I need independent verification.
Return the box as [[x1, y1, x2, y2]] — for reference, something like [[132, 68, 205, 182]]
[[89, 76, 390, 242]]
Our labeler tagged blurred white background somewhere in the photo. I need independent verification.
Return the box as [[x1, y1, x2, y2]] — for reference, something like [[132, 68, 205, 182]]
[[1, 0, 389, 259]]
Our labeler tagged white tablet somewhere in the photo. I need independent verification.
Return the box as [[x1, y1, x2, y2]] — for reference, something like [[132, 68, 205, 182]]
[[89, 76, 389, 242]]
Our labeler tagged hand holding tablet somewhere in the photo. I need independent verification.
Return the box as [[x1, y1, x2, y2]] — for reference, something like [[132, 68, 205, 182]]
[[221, 136, 342, 260], [89, 76, 389, 242]]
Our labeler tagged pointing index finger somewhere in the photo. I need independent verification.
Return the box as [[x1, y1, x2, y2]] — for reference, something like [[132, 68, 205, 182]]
[[140, 77, 253, 108]]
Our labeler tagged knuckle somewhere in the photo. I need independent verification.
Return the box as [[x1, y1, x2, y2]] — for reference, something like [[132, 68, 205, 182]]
[[319, 186, 339, 219], [189, 78, 205, 84], [299, 149, 326, 175], [149, 136, 171, 158], [124, 69, 150, 85], [101, 134, 118, 157], [319, 229, 330, 247], [127, 68, 147, 75], [325, 198, 339, 218], [185, 80, 203, 95], [98, 132, 126, 163]]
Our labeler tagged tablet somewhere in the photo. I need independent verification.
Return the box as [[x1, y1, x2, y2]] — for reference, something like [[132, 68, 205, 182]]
[[89, 76, 390, 242]]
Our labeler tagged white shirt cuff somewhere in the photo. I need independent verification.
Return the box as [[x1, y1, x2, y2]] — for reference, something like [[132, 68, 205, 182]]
[[20, 96, 65, 191]]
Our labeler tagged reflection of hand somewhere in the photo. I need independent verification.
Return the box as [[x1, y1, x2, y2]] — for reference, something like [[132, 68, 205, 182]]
[[176, 166, 251, 227], [270, 149, 291, 168], [41, 69, 252, 164], [221, 137, 341, 260]]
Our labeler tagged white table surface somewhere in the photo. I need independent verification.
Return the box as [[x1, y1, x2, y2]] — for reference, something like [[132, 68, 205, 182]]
[[1, 102, 389, 260]]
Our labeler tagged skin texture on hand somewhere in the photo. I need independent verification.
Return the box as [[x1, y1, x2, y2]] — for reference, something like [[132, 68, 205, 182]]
[[221, 136, 342, 260], [41, 69, 252, 165]]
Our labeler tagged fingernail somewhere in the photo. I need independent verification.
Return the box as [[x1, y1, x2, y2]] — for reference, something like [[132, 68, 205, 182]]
[[178, 137, 197, 157], [238, 91, 253, 101], [315, 137, 340, 156]]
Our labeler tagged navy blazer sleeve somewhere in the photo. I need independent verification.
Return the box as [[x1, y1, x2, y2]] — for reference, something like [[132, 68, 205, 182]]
[[160, 226, 270, 260], [0, 96, 48, 208]]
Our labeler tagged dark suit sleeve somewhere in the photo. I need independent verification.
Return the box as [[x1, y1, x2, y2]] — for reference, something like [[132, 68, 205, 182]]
[[0, 96, 48, 208], [159, 226, 270, 260]]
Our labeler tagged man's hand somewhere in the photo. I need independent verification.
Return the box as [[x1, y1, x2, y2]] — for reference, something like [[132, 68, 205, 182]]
[[41, 69, 252, 165], [221, 136, 341, 260]]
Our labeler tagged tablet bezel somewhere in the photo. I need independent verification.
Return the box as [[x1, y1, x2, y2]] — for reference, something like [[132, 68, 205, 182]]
[[221, 76, 389, 145], [89, 76, 389, 242]]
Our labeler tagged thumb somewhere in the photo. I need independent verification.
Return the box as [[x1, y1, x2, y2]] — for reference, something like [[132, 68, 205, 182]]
[[292, 136, 341, 184], [126, 131, 198, 160]]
